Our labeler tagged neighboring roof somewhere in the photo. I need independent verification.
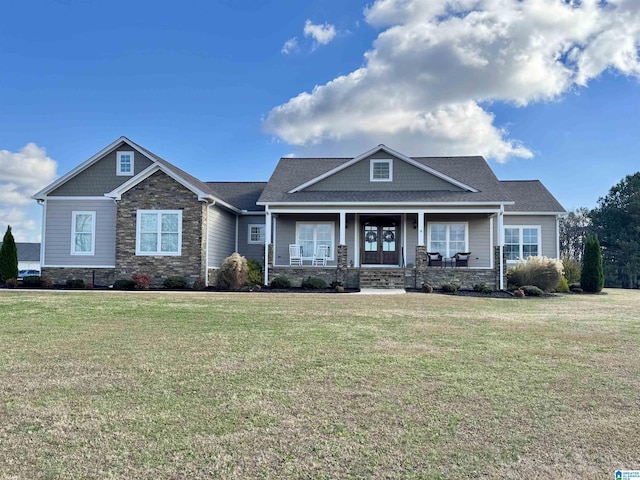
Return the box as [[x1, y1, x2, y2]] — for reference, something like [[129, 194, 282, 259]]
[[0, 242, 41, 262], [500, 181, 566, 213], [258, 155, 517, 205], [205, 182, 267, 212]]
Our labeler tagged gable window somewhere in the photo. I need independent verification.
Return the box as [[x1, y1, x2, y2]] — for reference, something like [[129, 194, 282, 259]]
[[427, 223, 468, 257], [370, 159, 393, 182], [117, 151, 134, 176], [136, 210, 182, 255], [504, 226, 540, 262], [295, 222, 334, 260], [71, 211, 95, 255], [248, 224, 265, 244]]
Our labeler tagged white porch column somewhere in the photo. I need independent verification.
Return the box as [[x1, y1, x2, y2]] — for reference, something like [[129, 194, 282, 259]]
[[264, 208, 272, 285], [339, 211, 346, 245], [354, 213, 360, 267], [417, 211, 425, 246], [498, 205, 504, 290]]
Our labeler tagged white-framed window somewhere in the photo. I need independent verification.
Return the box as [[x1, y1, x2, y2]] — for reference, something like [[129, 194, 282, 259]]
[[71, 211, 95, 255], [136, 210, 182, 256], [117, 151, 134, 176], [427, 222, 468, 257], [370, 159, 393, 182], [504, 226, 540, 262], [295, 222, 335, 260], [248, 224, 265, 244]]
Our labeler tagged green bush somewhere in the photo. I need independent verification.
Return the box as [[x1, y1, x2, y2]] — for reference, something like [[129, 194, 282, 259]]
[[507, 256, 563, 292], [556, 276, 569, 293], [521, 285, 544, 296], [163, 276, 188, 289], [270, 276, 291, 289], [247, 260, 263, 286], [581, 235, 604, 293], [441, 282, 460, 293], [216, 253, 248, 290], [22, 276, 42, 288], [473, 283, 493, 294], [301, 276, 327, 289], [66, 278, 85, 289], [562, 257, 581, 284], [113, 279, 135, 290]]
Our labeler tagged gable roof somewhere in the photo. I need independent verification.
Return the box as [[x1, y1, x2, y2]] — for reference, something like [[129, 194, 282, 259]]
[[288, 145, 478, 193], [500, 181, 566, 213]]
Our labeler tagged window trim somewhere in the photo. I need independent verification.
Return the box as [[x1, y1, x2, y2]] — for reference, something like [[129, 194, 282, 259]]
[[116, 151, 135, 176], [248, 224, 265, 244], [426, 222, 469, 258], [295, 221, 335, 260], [504, 225, 541, 263], [370, 158, 393, 182], [71, 211, 96, 256], [135, 210, 182, 256]]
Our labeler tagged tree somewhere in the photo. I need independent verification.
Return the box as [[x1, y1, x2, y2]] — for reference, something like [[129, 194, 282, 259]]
[[590, 172, 640, 288], [559, 207, 591, 262], [581, 235, 604, 293], [0, 225, 19, 282]]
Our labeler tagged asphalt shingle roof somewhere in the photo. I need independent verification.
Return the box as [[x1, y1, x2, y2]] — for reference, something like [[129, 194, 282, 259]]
[[205, 182, 267, 212], [500, 180, 565, 212], [0, 242, 41, 262]]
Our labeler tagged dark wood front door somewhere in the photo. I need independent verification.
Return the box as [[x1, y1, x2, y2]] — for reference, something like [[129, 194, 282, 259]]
[[362, 219, 399, 265]]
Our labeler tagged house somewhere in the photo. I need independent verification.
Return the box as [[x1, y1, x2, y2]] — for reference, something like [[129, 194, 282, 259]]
[[33, 137, 565, 289], [0, 242, 41, 273]]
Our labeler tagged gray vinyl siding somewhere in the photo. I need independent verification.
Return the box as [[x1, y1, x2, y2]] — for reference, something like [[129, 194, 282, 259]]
[[424, 214, 492, 268], [305, 152, 465, 192], [50, 145, 154, 196], [274, 214, 339, 266], [503, 215, 558, 259], [238, 215, 266, 265], [207, 205, 237, 268], [44, 199, 116, 266]]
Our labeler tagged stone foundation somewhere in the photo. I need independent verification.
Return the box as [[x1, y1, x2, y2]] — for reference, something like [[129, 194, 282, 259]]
[[41, 267, 116, 287]]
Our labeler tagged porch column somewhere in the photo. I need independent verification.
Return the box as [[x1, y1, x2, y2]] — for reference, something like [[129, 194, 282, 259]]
[[264, 209, 272, 285], [417, 211, 425, 246], [339, 211, 346, 245], [497, 205, 504, 290]]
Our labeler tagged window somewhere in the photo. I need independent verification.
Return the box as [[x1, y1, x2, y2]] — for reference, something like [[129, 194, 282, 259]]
[[427, 223, 467, 257], [71, 211, 95, 255], [248, 224, 265, 244], [136, 210, 182, 255], [370, 159, 393, 182], [295, 222, 334, 259], [504, 226, 540, 262], [117, 151, 134, 176]]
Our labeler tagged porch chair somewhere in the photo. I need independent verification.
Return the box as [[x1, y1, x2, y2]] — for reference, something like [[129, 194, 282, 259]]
[[426, 252, 443, 267], [289, 244, 303, 266], [454, 252, 471, 267], [312, 245, 330, 266]]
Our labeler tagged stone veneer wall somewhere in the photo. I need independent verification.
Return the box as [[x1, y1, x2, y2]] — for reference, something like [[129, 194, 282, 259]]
[[41, 267, 116, 287], [115, 170, 207, 286]]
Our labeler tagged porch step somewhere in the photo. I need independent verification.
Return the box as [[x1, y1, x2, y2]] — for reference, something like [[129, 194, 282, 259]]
[[359, 268, 406, 289]]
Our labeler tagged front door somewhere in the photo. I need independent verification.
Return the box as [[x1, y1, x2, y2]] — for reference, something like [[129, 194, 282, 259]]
[[362, 218, 399, 265]]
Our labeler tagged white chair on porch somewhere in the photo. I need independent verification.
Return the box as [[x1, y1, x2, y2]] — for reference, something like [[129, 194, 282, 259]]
[[289, 244, 303, 266], [312, 245, 330, 266]]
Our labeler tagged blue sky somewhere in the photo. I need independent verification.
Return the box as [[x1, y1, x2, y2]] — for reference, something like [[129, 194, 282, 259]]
[[1, 0, 639, 241]]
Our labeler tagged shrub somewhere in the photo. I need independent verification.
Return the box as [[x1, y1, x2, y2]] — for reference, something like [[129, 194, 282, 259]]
[[422, 283, 433, 293], [562, 257, 581, 284], [507, 256, 563, 292], [0, 226, 18, 282], [330, 280, 343, 289], [163, 276, 188, 289], [301, 276, 327, 289], [521, 285, 544, 296], [192, 278, 206, 291], [132, 273, 152, 290], [581, 235, 604, 293], [22, 276, 42, 288], [514, 288, 525, 298], [40, 276, 54, 289], [85, 282, 94, 290], [473, 283, 493, 294], [66, 278, 84, 289], [556, 276, 569, 293], [4, 277, 18, 288], [216, 253, 248, 290], [113, 279, 136, 290], [270, 276, 291, 289], [571, 286, 584, 294], [441, 282, 460, 293], [247, 260, 263, 286]]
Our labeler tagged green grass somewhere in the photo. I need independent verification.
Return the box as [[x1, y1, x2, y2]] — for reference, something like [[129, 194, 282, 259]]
[[0, 289, 639, 479]]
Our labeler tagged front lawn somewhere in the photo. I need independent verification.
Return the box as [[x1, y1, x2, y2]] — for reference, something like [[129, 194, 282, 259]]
[[0, 290, 638, 478]]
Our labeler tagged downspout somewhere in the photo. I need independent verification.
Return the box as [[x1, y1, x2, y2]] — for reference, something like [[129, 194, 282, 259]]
[[556, 214, 560, 260], [264, 206, 271, 285], [498, 205, 504, 290]]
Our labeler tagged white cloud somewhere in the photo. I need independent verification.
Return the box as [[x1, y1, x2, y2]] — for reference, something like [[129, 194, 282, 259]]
[[264, 0, 640, 161], [281, 37, 298, 55], [0, 143, 57, 241], [303, 20, 337, 47]]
